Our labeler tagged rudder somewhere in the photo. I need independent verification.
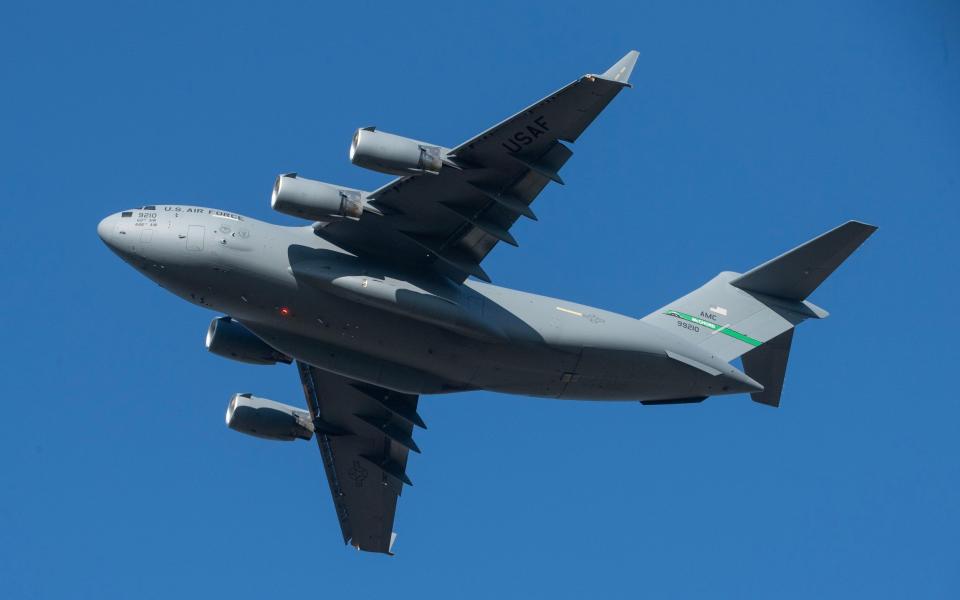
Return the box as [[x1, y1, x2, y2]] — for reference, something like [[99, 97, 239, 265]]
[[741, 328, 794, 407]]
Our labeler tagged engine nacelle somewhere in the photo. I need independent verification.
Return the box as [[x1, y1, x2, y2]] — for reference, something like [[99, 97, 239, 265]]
[[205, 317, 292, 365], [225, 393, 313, 441], [349, 127, 446, 176], [271, 174, 364, 221]]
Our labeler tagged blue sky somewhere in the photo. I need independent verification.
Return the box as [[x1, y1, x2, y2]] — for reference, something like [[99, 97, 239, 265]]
[[2, 1, 958, 597]]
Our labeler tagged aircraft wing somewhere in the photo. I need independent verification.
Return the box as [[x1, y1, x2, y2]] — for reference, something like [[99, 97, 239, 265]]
[[296, 361, 424, 555], [317, 50, 639, 283]]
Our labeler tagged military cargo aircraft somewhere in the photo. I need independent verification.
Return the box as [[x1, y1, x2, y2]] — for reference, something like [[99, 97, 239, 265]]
[[97, 51, 876, 554]]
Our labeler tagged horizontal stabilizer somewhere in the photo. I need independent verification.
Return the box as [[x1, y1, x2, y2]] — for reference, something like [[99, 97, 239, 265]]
[[731, 221, 877, 301]]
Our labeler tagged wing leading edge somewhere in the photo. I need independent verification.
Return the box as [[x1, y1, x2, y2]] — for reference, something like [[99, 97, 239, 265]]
[[317, 51, 639, 283], [297, 362, 424, 555]]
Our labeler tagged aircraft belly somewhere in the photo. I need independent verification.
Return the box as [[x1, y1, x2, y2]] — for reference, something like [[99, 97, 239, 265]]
[[558, 348, 696, 401], [236, 286, 577, 396], [246, 320, 451, 394], [174, 225, 731, 401], [469, 342, 582, 398]]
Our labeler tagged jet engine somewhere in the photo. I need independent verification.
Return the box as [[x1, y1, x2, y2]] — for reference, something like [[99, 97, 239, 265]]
[[225, 393, 313, 441], [349, 127, 447, 176], [205, 316, 292, 365], [271, 173, 365, 221]]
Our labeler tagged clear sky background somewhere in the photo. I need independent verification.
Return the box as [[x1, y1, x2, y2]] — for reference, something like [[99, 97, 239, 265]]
[[2, 1, 958, 598]]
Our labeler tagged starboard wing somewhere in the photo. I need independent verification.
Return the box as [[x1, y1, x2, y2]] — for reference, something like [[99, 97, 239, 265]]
[[317, 51, 639, 283]]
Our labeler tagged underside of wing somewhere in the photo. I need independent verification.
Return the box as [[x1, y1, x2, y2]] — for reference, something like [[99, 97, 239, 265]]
[[316, 51, 639, 283], [297, 362, 424, 554]]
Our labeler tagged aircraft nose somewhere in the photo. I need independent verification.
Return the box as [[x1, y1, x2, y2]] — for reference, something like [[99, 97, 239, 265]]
[[97, 213, 118, 246]]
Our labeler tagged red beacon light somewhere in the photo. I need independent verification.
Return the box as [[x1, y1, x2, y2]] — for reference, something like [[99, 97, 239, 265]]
[[278, 306, 292, 317]]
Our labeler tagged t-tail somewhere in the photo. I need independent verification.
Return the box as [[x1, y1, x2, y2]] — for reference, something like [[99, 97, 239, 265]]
[[642, 221, 877, 407]]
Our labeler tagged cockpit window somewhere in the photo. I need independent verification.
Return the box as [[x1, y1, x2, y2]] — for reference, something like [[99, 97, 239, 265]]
[[121, 211, 133, 218], [140, 205, 156, 210]]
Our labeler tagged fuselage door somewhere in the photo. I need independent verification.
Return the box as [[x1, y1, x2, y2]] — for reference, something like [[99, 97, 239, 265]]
[[186, 225, 205, 251], [132, 227, 154, 258]]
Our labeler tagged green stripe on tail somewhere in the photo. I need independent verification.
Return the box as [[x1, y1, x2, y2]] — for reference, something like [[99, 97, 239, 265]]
[[664, 310, 762, 347]]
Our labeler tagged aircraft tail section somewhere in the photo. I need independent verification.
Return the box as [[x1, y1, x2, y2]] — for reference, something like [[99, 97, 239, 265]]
[[643, 271, 812, 364], [729, 221, 877, 301], [642, 221, 876, 407]]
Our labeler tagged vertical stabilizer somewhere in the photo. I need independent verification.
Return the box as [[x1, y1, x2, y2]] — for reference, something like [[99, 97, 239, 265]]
[[741, 329, 794, 407]]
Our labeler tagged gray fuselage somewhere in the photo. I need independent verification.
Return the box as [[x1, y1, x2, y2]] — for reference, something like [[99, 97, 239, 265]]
[[97, 205, 758, 401]]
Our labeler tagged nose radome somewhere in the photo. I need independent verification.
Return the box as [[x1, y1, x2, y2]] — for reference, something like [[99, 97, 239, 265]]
[[97, 213, 118, 244]]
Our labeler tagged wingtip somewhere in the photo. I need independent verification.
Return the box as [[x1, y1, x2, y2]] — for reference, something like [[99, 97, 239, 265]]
[[848, 220, 879, 233], [840, 220, 879, 241], [600, 50, 640, 84], [389, 532, 398, 556]]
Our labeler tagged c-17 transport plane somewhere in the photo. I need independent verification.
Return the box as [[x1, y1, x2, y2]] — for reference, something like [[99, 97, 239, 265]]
[[97, 51, 876, 554]]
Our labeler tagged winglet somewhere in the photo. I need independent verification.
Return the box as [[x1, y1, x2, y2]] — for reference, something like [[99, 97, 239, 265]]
[[388, 532, 398, 556], [599, 50, 639, 85]]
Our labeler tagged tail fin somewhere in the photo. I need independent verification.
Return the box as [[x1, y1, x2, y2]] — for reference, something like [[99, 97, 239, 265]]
[[741, 328, 794, 407], [642, 221, 877, 406]]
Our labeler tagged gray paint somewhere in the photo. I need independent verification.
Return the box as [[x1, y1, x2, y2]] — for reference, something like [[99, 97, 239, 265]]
[[98, 206, 771, 401], [96, 51, 876, 554]]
